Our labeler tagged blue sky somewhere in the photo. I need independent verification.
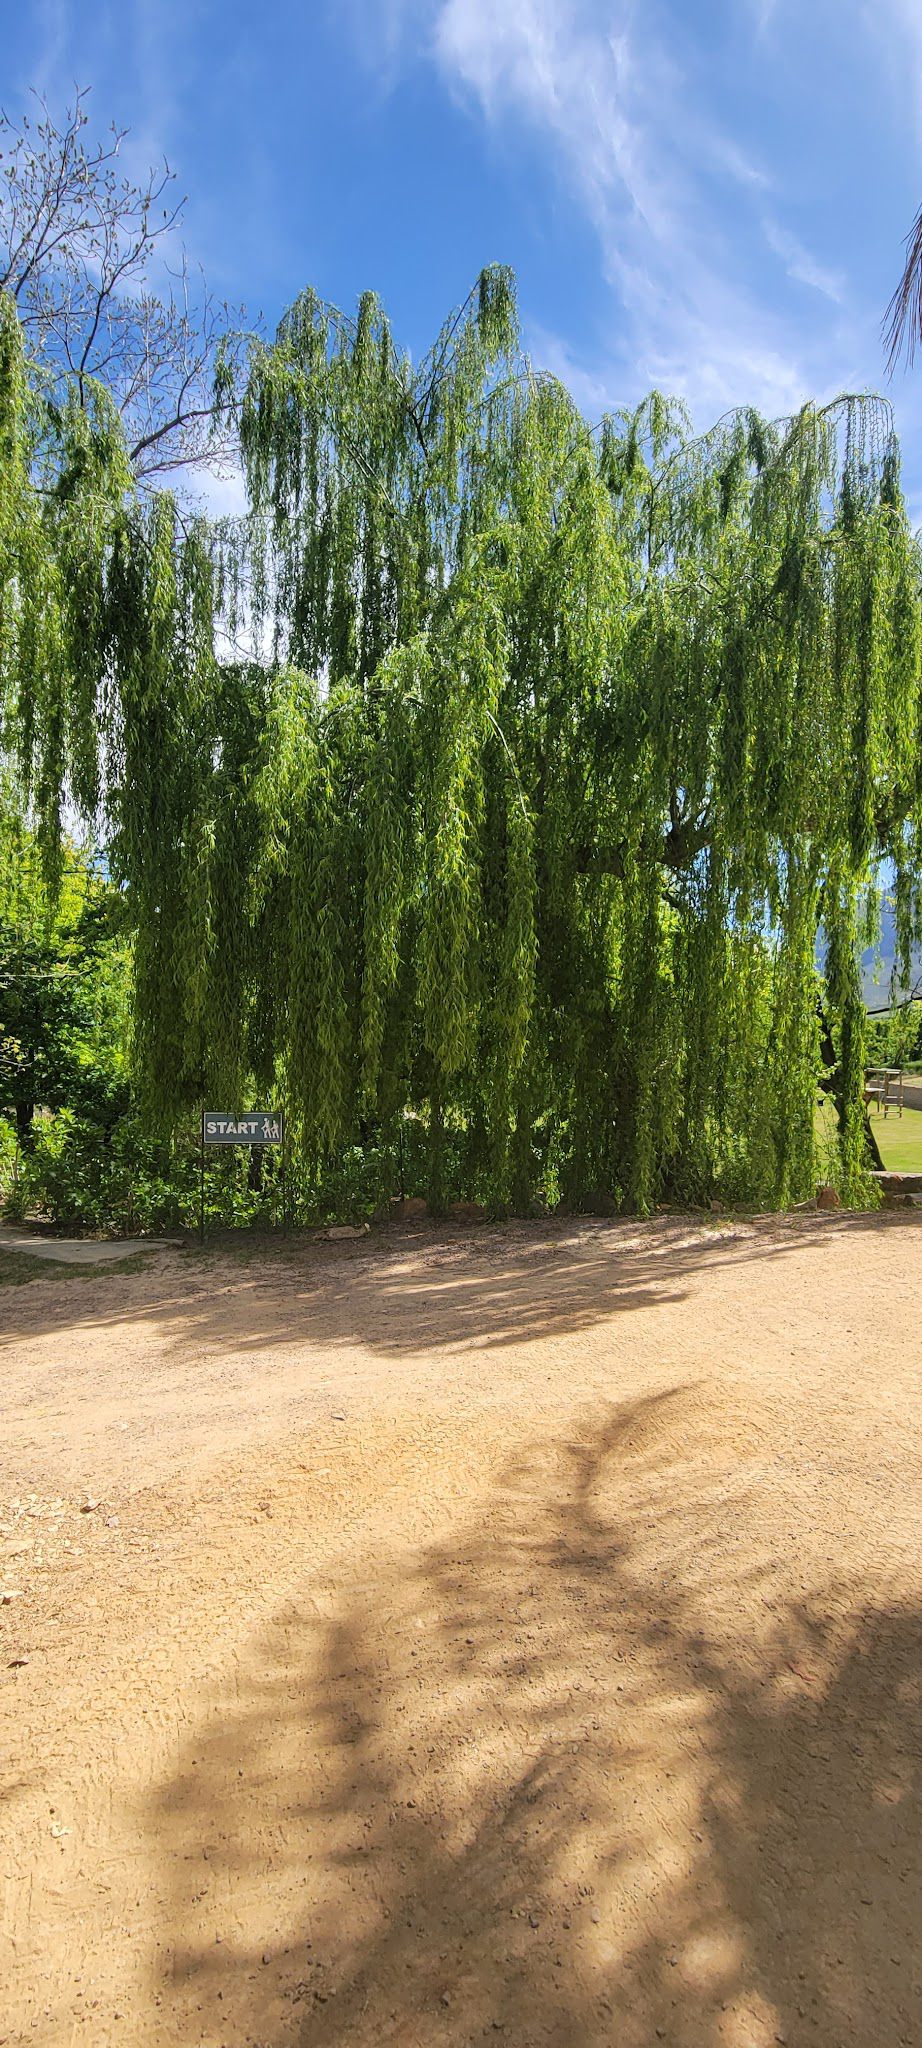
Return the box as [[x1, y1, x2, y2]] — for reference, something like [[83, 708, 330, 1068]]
[[7, 0, 922, 510]]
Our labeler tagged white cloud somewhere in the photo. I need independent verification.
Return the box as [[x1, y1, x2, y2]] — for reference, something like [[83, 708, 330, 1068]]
[[433, 0, 682, 254], [190, 463, 248, 522], [413, 0, 828, 424], [762, 218, 845, 304], [525, 323, 623, 421], [358, 0, 907, 433]]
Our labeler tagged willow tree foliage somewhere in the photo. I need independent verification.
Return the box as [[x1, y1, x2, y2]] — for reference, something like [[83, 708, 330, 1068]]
[[3, 269, 922, 1211], [0, 812, 130, 1152]]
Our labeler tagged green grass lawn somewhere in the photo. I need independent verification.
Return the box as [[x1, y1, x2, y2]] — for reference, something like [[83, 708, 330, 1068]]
[[0, 1247, 49, 1286], [815, 1097, 922, 1177], [870, 1104, 922, 1173]]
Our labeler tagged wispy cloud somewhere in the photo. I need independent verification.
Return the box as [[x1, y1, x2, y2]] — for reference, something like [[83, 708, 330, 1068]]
[[18, 0, 922, 461], [747, 0, 781, 33], [762, 218, 845, 304], [20, 0, 70, 100], [417, 0, 829, 421], [358, 0, 900, 430], [433, 0, 685, 256], [866, 0, 922, 143]]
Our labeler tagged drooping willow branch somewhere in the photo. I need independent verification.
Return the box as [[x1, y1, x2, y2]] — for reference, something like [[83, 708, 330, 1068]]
[[2, 268, 921, 1212]]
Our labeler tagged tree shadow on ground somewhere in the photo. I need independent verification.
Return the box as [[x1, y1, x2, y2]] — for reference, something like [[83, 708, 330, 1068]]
[[145, 1390, 922, 2046], [5, 1210, 915, 1364]]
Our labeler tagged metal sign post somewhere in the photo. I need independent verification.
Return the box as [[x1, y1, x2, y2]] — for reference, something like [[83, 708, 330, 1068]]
[[200, 1111, 286, 1244], [199, 1107, 206, 1245]]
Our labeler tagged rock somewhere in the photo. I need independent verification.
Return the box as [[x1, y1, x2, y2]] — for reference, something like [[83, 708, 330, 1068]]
[[324, 1224, 369, 1240], [815, 1184, 841, 1211], [0, 1589, 23, 1604], [8, 1655, 29, 1668], [448, 1201, 486, 1222], [872, 1169, 922, 1194], [397, 1197, 428, 1218], [79, 1498, 100, 1513]]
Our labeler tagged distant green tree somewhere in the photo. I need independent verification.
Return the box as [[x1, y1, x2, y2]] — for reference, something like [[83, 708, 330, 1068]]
[[0, 823, 129, 1151]]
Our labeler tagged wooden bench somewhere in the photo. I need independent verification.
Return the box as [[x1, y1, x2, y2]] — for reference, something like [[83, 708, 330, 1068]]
[[863, 1068, 904, 1117]]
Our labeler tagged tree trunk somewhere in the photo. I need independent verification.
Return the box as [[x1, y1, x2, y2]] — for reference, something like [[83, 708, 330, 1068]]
[[816, 1001, 884, 1173], [15, 1098, 35, 1154]]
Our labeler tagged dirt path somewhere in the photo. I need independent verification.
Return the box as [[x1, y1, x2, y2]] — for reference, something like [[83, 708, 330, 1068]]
[[1, 1212, 921, 2048]]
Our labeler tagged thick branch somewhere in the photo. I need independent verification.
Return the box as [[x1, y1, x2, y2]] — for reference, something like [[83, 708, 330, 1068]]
[[575, 810, 712, 879]]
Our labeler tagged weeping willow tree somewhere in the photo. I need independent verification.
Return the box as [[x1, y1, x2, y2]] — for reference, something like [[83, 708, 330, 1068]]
[[3, 269, 922, 1211]]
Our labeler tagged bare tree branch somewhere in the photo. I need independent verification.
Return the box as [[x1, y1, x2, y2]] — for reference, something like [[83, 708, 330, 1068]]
[[0, 87, 252, 488]]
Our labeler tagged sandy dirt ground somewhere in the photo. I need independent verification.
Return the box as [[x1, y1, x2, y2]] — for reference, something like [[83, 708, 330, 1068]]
[[1, 1211, 921, 2048]]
